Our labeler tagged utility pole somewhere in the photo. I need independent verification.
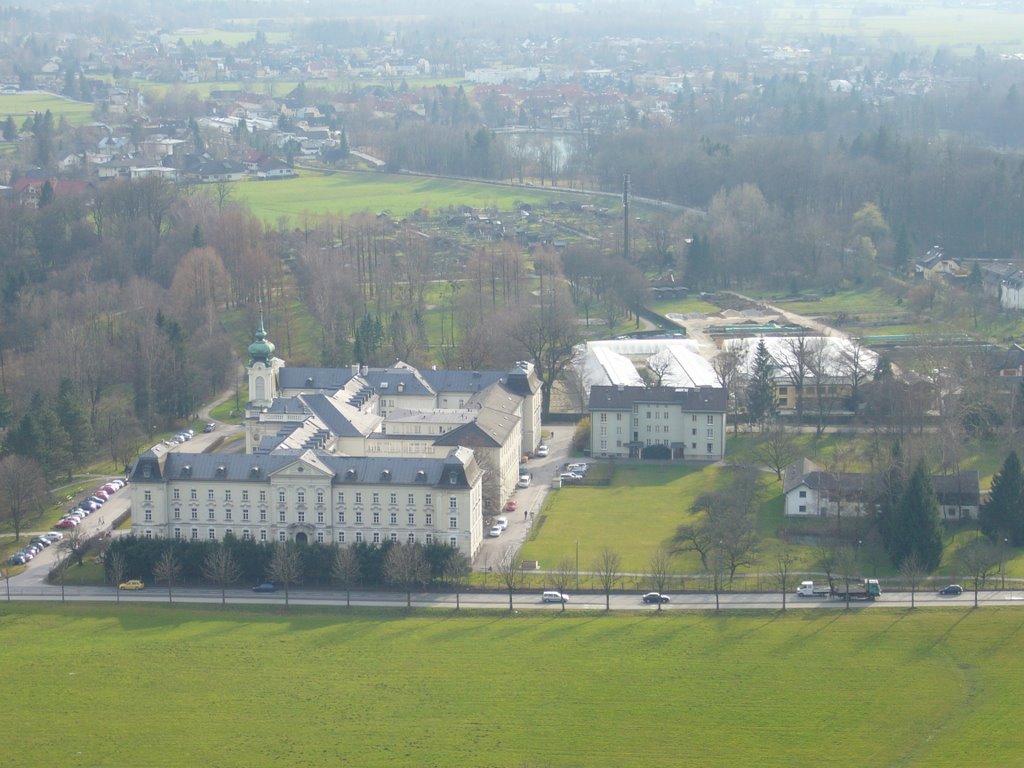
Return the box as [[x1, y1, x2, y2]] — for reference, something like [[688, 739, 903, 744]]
[[623, 173, 631, 263]]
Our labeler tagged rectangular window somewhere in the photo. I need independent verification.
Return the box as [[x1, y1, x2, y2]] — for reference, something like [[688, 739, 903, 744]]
[[242, 509, 249, 521], [207, 509, 215, 521], [355, 492, 362, 504], [408, 532, 416, 544], [425, 494, 432, 506], [279, 510, 286, 523], [600, 412, 607, 423], [208, 489, 214, 501], [799, 490, 807, 498], [279, 531, 286, 542], [356, 511, 363, 524], [242, 530, 250, 541], [707, 429, 714, 438], [707, 443, 713, 453], [144, 489, 152, 502], [259, 490, 266, 502], [449, 516, 458, 529], [389, 532, 398, 543], [191, 508, 199, 520], [174, 527, 181, 539], [337, 492, 344, 505], [373, 532, 381, 544], [278, 490, 286, 503], [372, 492, 380, 505], [208, 529, 216, 540], [616, 412, 622, 421], [297, 510, 305, 523], [600, 440, 607, 450], [390, 512, 397, 525], [317, 510, 324, 524], [692, 428, 697, 436], [425, 533, 433, 544], [191, 489, 197, 500], [425, 512, 433, 526], [144, 530, 152, 539], [449, 537, 458, 548], [316, 531, 324, 543], [242, 490, 249, 502], [408, 494, 415, 505], [389, 493, 397, 505], [373, 511, 380, 525], [173, 489, 180, 500], [191, 528, 198, 540], [173, 508, 181, 520], [260, 530, 267, 542], [260, 510, 267, 522], [338, 511, 345, 523], [408, 513, 415, 526], [225, 490, 231, 501], [297, 490, 305, 504], [449, 497, 457, 509], [355, 531, 363, 543], [317, 490, 324, 504], [338, 531, 346, 543], [225, 511, 232, 522], [707, 415, 714, 424]]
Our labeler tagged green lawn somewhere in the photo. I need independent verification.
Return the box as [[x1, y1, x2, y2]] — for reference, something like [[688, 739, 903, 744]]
[[3, 602, 1024, 766], [0, 92, 95, 126], [230, 170, 577, 222]]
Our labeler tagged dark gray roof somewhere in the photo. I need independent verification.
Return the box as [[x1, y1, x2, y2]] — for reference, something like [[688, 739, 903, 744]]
[[278, 367, 357, 392], [588, 385, 728, 412], [301, 393, 366, 437], [361, 368, 434, 397], [131, 449, 476, 488], [783, 458, 980, 505], [421, 369, 505, 394]]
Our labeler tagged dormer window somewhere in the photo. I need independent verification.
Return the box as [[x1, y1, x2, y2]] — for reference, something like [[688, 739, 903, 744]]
[[216, 465, 226, 477], [345, 468, 357, 481], [449, 471, 458, 485], [381, 469, 392, 482], [415, 470, 427, 482]]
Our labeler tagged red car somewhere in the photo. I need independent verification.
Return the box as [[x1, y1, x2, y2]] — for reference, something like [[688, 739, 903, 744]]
[[504, 499, 518, 512]]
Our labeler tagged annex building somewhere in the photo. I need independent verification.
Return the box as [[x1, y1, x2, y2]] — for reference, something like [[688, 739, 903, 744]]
[[587, 385, 728, 460]]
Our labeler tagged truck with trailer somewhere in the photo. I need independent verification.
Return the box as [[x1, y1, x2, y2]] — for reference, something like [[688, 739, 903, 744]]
[[796, 579, 881, 601]]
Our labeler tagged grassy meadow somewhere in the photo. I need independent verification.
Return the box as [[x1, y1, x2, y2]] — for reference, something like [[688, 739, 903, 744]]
[[0, 92, 96, 126], [229, 170, 576, 222], [2, 602, 1023, 767]]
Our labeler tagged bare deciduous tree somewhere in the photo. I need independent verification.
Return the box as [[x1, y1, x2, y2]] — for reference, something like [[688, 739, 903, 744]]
[[267, 542, 303, 607], [898, 551, 927, 609], [957, 538, 1000, 608], [107, 549, 126, 605], [382, 542, 430, 608], [153, 546, 182, 603], [592, 547, 622, 611], [775, 548, 798, 611], [0, 455, 49, 541], [753, 422, 799, 480], [331, 544, 361, 607], [201, 543, 242, 606], [496, 545, 524, 611], [551, 556, 574, 611], [647, 546, 676, 612]]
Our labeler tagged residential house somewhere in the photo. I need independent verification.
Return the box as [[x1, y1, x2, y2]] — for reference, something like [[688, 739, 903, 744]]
[[782, 458, 980, 520]]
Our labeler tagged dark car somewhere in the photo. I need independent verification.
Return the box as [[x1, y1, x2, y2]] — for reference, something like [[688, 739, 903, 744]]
[[252, 582, 277, 593], [642, 592, 671, 604], [939, 584, 964, 596]]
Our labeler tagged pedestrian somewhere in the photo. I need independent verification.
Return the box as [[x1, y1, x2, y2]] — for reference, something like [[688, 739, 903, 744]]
[[524, 509, 528, 521]]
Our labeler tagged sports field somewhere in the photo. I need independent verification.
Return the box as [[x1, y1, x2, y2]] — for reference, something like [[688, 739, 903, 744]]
[[2, 602, 1022, 767]]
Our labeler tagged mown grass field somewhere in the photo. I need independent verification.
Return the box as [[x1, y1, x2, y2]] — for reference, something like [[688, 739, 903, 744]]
[[765, 2, 1024, 53], [0, 92, 95, 126], [230, 170, 576, 221], [2, 602, 1023, 767]]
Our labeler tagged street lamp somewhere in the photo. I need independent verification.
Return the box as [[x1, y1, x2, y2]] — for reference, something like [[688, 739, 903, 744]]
[[1003, 538, 1009, 590]]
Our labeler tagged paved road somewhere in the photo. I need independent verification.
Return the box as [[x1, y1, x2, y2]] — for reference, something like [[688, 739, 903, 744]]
[[1, 581, 1017, 611]]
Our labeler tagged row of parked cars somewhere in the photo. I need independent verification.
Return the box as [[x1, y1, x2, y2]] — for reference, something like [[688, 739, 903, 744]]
[[54, 478, 127, 530], [559, 462, 589, 484], [6, 531, 64, 565], [166, 428, 195, 446]]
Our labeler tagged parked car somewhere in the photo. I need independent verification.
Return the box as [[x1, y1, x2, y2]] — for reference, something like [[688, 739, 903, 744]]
[[535, 445, 549, 458], [642, 592, 671, 604], [55, 518, 78, 529], [7, 553, 29, 565], [43, 532, 63, 543], [118, 580, 145, 590], [567, 462, 588, 475], [939, 584, 964, 596], [542, 590, 568, 603], [30, 537, 51, 549], [203, 422, 216, 433], [517, 473, 532, 489], [559, 473, 582, 483], [252, 582, 277, 593], [504, 499, 518, 512], [488, 525, 503, 538], [495, 516, 509, 531]]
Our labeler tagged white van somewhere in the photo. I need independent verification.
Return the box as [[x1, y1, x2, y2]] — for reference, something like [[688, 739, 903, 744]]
[[542, 590, 568, 603]]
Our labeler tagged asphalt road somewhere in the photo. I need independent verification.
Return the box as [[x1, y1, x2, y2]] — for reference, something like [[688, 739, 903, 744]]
[[1, 581, 1017, 612]]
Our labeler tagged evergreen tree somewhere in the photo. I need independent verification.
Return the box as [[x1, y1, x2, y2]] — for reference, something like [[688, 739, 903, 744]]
[[746, 338, 777, 427], [980, 451, 1024, 545], [892, 223, 910, 273], [38, 179, 54, 207], [56, 378, 95, 473], [3, 115, 16, 141], [883, 460, 944, 571]]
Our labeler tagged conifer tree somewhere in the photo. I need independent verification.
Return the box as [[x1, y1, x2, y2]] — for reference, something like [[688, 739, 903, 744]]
[[980, 451, 1024, 546]]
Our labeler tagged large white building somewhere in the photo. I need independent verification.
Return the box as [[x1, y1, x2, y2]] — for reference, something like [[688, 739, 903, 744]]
[[129, 445, 485, 556], [587, 385, 728, 460]]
